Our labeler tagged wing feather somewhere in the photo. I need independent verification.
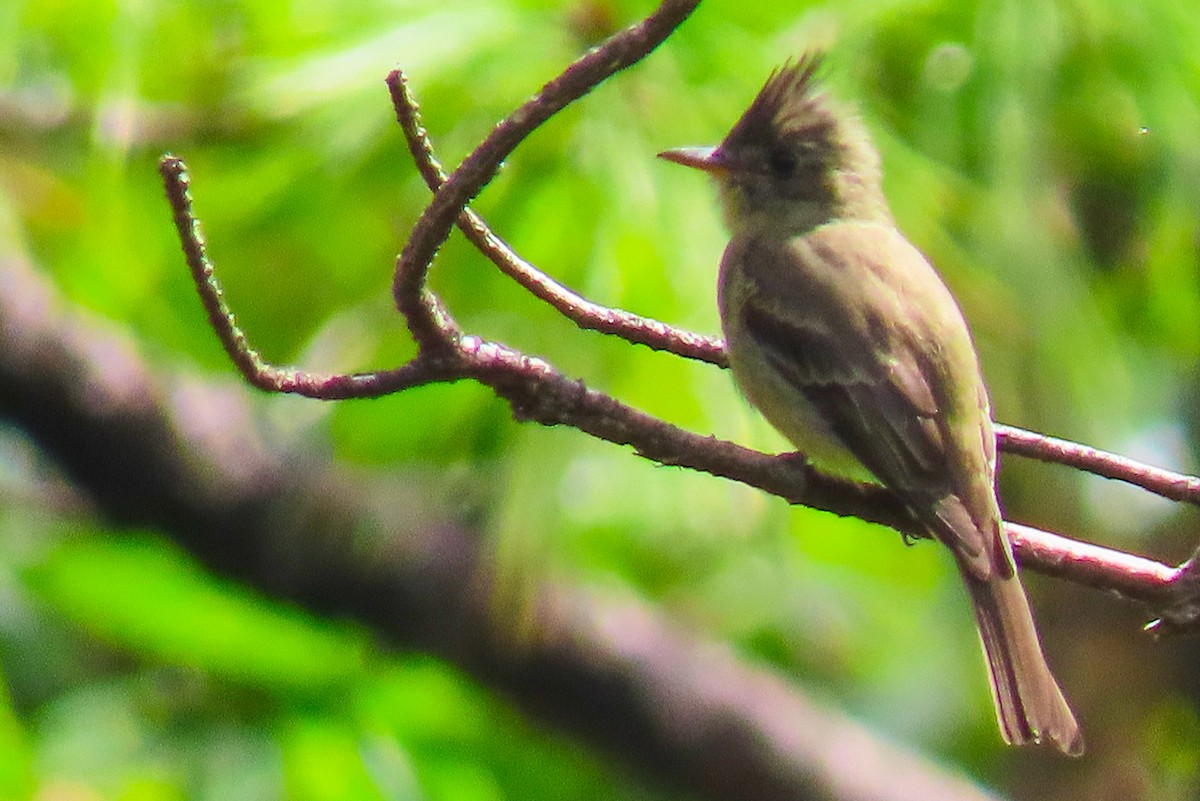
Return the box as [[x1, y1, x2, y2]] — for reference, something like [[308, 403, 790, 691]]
[[727, 222, 996, 571]]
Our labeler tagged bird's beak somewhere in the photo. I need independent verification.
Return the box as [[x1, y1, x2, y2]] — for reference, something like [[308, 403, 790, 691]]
[[658, 146, 729, 176]]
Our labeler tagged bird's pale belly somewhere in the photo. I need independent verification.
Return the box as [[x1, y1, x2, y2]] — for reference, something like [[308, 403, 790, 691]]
[[726, 333, 877, 483]]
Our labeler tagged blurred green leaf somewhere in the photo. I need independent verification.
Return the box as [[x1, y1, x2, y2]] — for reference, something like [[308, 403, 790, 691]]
[[281, 716, 388, 801], [24, 533, 369, 694], [0, 674, 34, 800]]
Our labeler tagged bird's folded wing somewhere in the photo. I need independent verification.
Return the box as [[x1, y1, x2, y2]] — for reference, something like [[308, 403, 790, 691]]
[[735, 224, 990, 568]]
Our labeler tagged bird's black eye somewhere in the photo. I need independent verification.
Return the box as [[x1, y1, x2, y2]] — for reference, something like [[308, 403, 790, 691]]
[[767, 148, 797, 178]]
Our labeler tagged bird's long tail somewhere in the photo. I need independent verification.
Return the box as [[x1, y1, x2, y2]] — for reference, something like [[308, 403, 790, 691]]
[[965, 571, 1083, 756]]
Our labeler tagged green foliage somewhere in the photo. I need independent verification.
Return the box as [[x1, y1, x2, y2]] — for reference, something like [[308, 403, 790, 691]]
[[6, 530, 676, 800], [25, 534, 370, 692], [5, 0, 1200, 798]]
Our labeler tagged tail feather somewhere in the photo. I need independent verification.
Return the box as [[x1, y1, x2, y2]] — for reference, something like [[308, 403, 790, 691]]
[[965, 572, 1083, 756]]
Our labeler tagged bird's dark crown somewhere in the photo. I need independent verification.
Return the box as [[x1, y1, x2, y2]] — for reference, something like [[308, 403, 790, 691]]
[[713, 53, 890, 232], [720, 54, 838, 166]]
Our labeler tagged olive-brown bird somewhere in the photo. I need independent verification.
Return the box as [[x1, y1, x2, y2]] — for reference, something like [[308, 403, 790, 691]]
[[660, 55, 1082, 755]]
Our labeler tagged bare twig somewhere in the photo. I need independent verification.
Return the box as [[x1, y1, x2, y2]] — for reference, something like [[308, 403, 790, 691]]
[[386, 70, 1200, 513], [156, 0, 1200, 631], [997, 424, 1200, 506], [158, 155, 461, 398], [391, 0, 701, 351], [1007, 523, 1179, 604], [387, 70, 728, 366]]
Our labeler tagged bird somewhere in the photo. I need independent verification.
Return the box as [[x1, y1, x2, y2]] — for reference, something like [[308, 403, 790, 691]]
[[659, 54, 1082, 755]]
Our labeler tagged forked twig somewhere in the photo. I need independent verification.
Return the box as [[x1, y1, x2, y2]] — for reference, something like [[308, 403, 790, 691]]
[[387, 69, 728, 366], [391, 0, 704, 352], [159, 0, 1200, 629], [386, 67, 1200, 512], [159, 156, 460, 399]]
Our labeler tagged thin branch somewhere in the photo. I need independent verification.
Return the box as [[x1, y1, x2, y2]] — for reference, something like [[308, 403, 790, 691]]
[[162, 147, 1200, 512], [156, 0, 1200, 630], [1008, 522, 1179, 604], [159, 157, 1200, 620], [387, 70, 728, 366], [384, 67, 1200, 514], [157, 179, 1196, 615], [391, 0, 700, 349], [997, 424, 1200, 506], [158, 155, 461, 399], [158, 151, 1194, 611], [454, 330, 1190, 610]]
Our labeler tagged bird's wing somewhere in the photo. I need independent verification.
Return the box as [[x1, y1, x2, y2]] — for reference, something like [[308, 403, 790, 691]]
[[732, 222, 995, 571]]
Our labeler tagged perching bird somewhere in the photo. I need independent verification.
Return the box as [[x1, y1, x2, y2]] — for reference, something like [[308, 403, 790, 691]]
[[660, 55, 1082, 755]]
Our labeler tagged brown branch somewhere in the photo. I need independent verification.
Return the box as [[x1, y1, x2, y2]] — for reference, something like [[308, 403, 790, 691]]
[[158, 162, 1189, 613], [1007, 523, 1179, 604], [385, 69, 1200, 511], [158, 154, 461, 399], [391, 0, 701, 352], [155, 0, 1200, 632], [387, 70, 728, 366], [997, 424, 1200, 506]]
